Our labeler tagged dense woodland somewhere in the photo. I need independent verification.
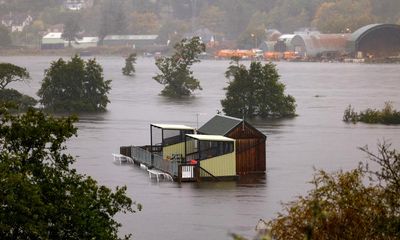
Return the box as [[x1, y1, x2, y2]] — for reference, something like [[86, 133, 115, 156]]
[[1, 0, 400, 47]]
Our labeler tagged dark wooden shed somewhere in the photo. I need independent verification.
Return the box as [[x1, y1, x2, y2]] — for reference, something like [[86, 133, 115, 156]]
[[198, 115, 266, 175]]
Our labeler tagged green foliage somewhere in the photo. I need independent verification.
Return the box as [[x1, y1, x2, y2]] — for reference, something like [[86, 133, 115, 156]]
[[0, 107, 139, 239], [343, 104, 358, 123], [3, 0, 400, 47], [343, 102, 400, 124], [122, 53, 137, 76], [98, 0, 127, 42], [236, 142, 400, 240], [0, 63, 30, 90], [312, 0, 375, 33], [221, 61, 296, 119], [62, 17, 81, 48], [0, 89, 37, 111], [153, 37, 205, 98], [37, 55, 111, 113]]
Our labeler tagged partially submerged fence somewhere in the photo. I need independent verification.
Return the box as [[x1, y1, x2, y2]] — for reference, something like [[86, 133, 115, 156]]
[[130, 146, 179, 177]]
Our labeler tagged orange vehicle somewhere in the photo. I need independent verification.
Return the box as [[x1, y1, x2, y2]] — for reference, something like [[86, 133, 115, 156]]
[[263, 51, 281, 61], [283, 51, 298, 60], [216, 49, 257, 59]]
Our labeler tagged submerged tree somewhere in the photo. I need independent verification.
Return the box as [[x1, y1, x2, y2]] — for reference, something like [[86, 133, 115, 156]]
[[221, 60, 296, 119], [122, 53, 137, 76], [0, 89, 37, 111], [0, 107, 140, 239], [343, 102, 400, 124], [153, 37, 205, 98], [0, 63, 36, 110], [38, 55, 111, 113], [0, 63, 30, 89]]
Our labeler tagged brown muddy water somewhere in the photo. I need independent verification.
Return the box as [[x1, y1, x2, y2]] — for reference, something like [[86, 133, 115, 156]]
[[2, 55, 400, 240]]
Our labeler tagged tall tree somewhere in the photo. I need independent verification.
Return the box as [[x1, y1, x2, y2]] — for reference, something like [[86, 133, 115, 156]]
[[122, 53, 137, 76], [98, 0, 127, 43], [0, 63, 35, 110], [62, 18, 81, 47], [38, 55, 111, 113], [0, 107, 140, 239], [221, 60, 296, 118], [153, 37, 205, 98], [0, 63, 30, 90]]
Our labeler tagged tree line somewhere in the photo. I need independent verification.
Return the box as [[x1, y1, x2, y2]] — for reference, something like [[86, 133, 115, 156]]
[[1, 0, 400, 48], [0, 37, 297, 119]]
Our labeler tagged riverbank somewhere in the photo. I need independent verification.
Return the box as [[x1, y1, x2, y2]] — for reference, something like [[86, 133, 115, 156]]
[[0, 46, 149, 57], [2, 47, 400, 64]]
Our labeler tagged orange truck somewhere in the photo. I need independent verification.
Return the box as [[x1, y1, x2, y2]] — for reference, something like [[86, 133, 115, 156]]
[[216, 49, 261, 59], [263, 52, 281, 61]]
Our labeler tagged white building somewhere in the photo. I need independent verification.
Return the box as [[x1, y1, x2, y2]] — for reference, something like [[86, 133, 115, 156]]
[[64, 0, 93, 11], [1, 13, 33, 32]]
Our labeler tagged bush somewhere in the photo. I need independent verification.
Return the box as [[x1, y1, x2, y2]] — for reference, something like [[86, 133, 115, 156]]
[[0, 88, 37, 110], [221, 61, 296, 119], [235, 142, 400, 240], [343, 102, 400, 125], [37, 55, 111, 113]]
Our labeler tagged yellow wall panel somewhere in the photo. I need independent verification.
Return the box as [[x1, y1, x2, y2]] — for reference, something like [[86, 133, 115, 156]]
[[200, 152, 236, 177], [163, 142, 185, 159]]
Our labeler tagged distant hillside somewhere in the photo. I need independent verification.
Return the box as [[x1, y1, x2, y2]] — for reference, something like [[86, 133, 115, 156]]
[[1, 0, 399, 48]]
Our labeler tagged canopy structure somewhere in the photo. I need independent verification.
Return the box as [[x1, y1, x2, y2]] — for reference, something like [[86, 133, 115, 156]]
[[185, 134, 234, 142], [151, 124, 194, 130]]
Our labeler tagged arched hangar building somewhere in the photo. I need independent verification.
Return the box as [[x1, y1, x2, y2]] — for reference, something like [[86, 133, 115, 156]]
[[287, 24, 400, 59], [347, 23, 400, 58]]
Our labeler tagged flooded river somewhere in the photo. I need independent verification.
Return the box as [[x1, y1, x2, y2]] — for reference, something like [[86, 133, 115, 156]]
[[2, 55, 400, 239]]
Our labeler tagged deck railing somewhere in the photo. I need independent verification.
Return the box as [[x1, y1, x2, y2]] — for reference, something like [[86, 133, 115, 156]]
[[130, 146, 179, 177]]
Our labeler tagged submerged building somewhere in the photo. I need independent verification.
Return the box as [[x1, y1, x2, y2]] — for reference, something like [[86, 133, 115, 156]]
[[198, 115, 266, 175], [120, 115, 267, 182]]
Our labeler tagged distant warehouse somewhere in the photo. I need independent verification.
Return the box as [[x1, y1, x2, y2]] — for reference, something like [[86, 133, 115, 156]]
[[41, 32, 65, 49], [280, 23, 400, 60], [102, 35, 158, 49]]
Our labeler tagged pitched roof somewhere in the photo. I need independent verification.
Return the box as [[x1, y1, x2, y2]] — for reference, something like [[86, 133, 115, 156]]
[[198, 115, 242, 135]]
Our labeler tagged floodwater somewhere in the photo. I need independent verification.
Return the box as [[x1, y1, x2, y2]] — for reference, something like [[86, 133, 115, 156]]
[[2, 55, 400, 240]]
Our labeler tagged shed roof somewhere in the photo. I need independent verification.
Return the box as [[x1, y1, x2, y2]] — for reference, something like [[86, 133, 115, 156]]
[[198, 115, 242, 135], [186, 134, 234, 142], [43, 32, 62, 39], [151, 124, 194, 130], [76, 37, 98, 43]]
